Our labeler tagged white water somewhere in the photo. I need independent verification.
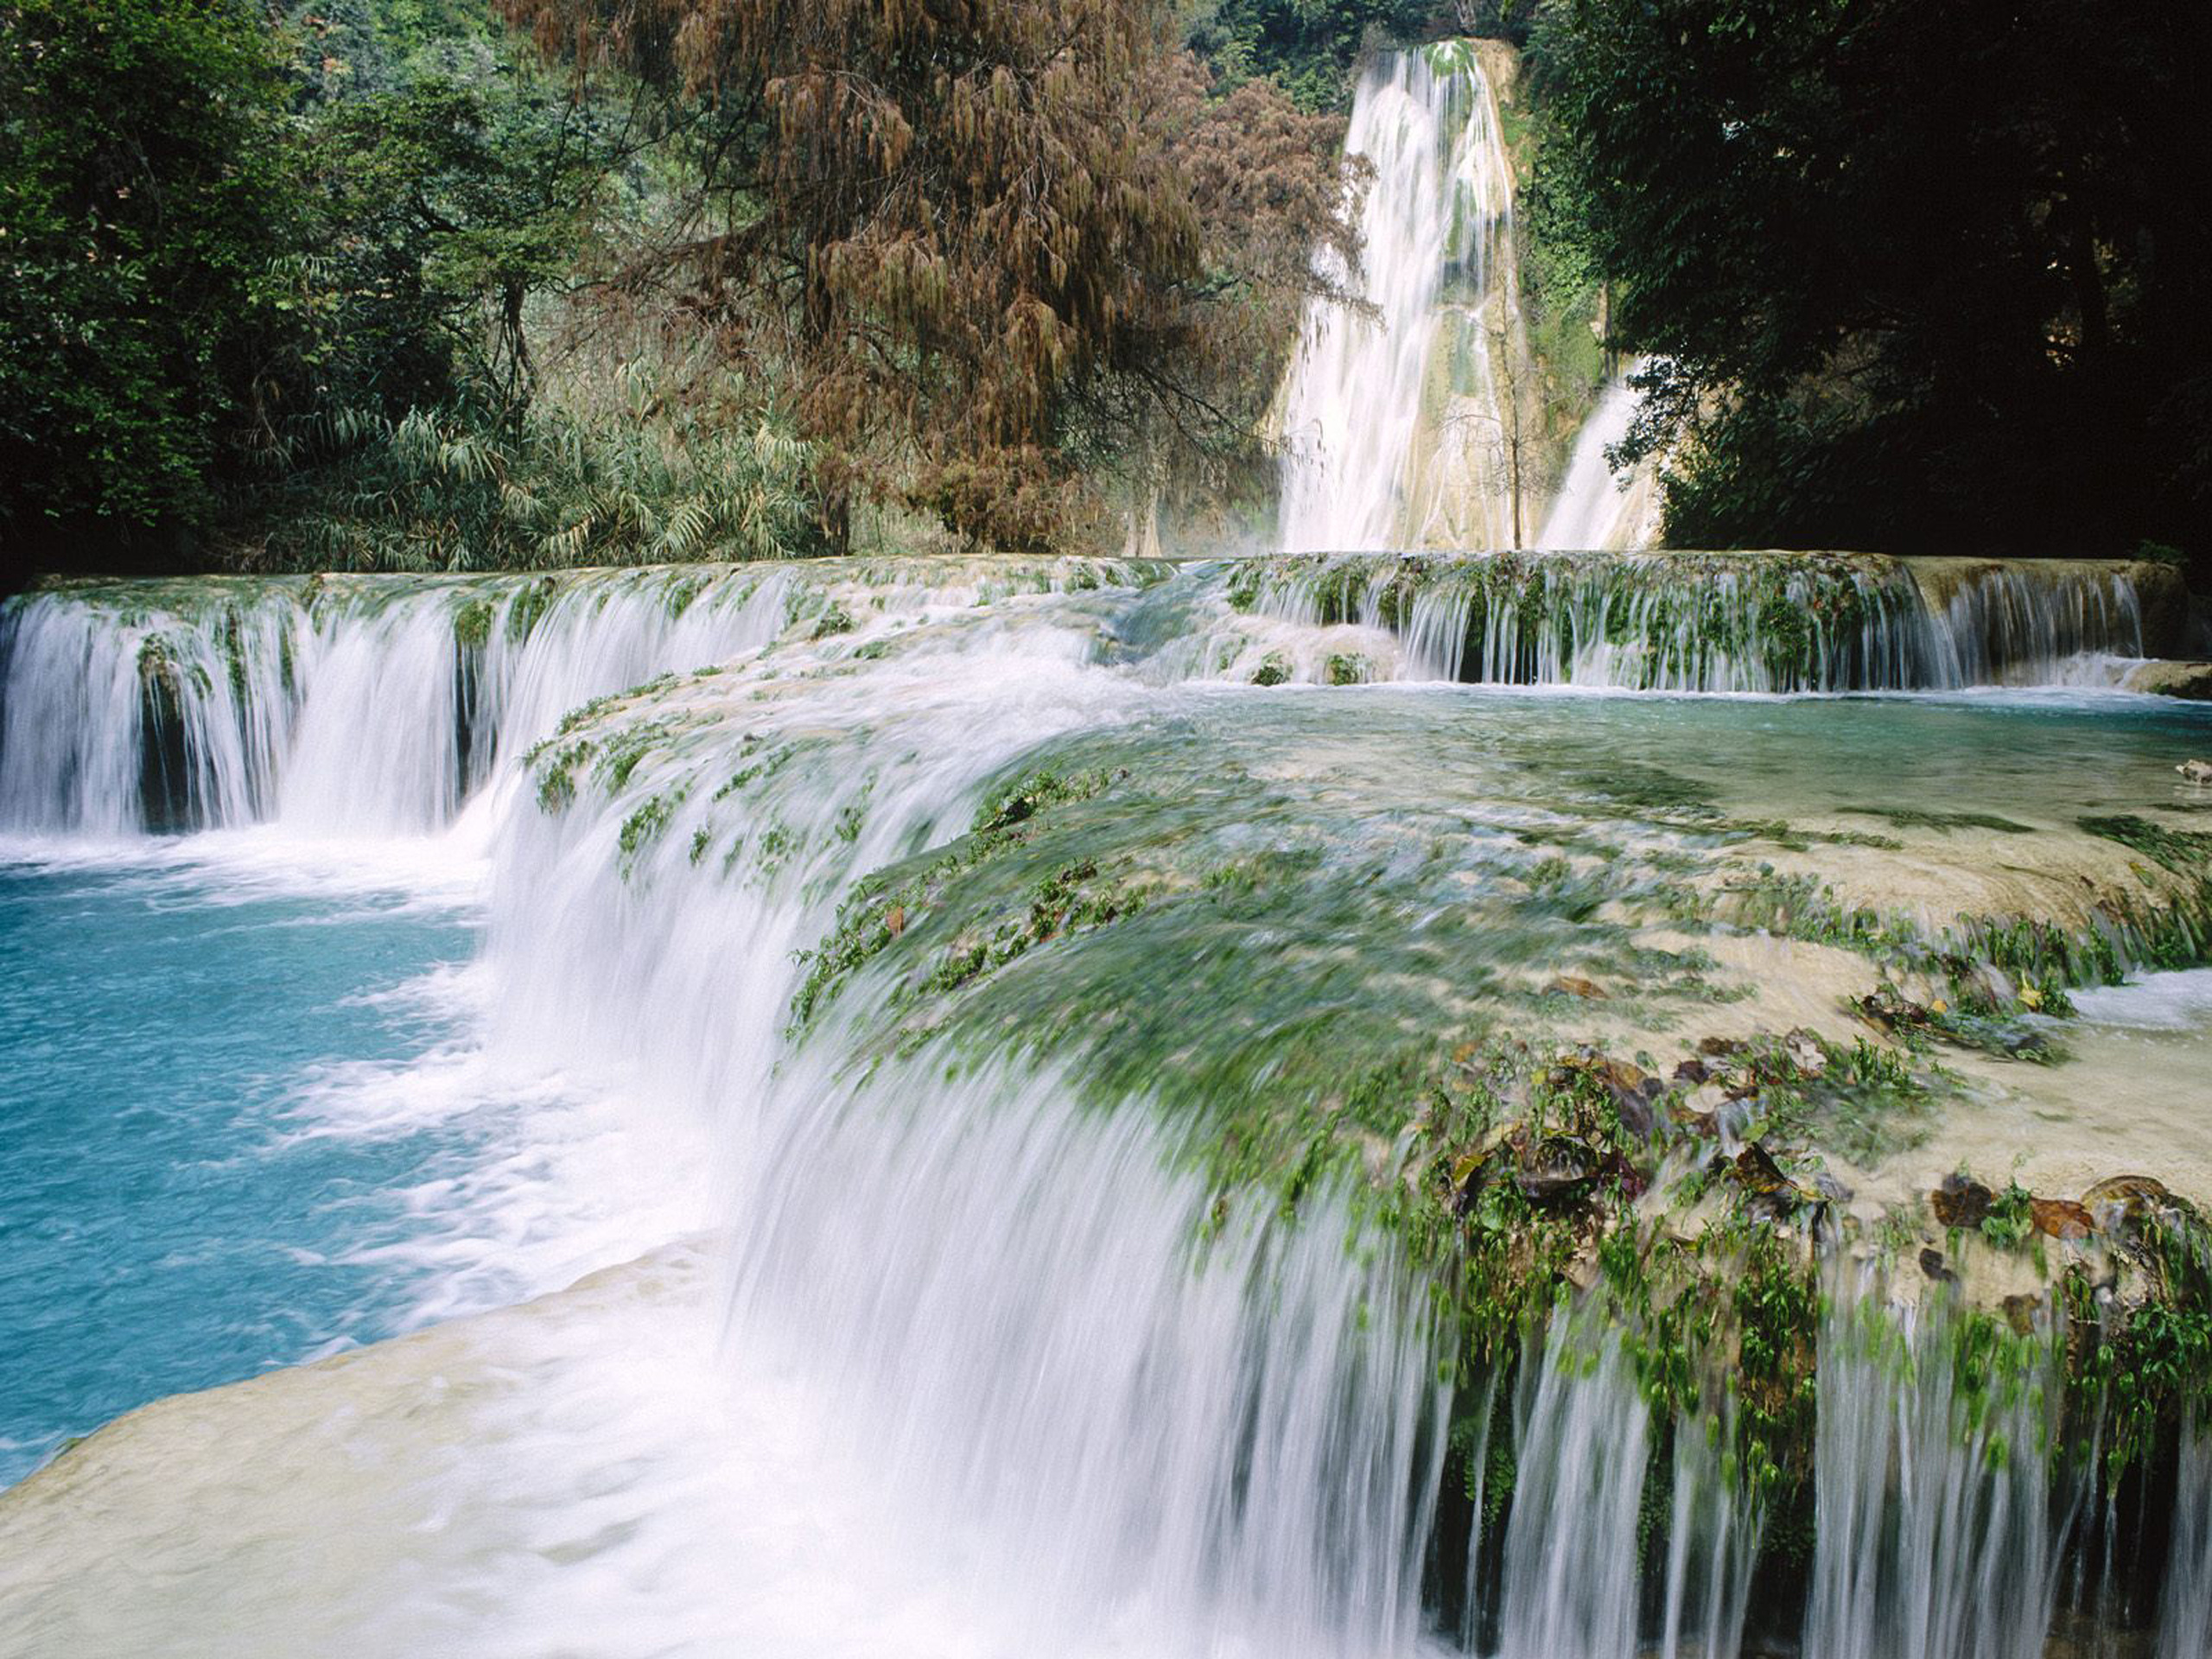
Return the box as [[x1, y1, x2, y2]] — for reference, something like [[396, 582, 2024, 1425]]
[[1278, 46, 1522, 552], [1535, 375, 1646, 552], [4, 561, 2211, 1656], [1232, 550, 2167, 691], [1807, 1287, 2073, 1659], [0, 567, 1457, 1656]]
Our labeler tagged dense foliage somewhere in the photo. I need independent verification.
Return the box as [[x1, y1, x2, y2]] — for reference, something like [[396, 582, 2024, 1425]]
[[1529, 0, 2212, 562], [0, 0, 293, 554], [1187, 0, 1456, 109], [3, 0, 1398, 569], [0, 0, 820, 573]]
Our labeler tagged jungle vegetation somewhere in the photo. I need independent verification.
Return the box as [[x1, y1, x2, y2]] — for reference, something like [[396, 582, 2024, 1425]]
[[1525, 0, 2212, 567], [2, 0, 2201, 574]]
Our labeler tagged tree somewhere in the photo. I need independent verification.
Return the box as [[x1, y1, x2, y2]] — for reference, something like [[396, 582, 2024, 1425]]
[[502, 0, 1357, 550], [1185, 0, 1458, 110], [1530, 0, 2212, 561], [0, 0, 295, 554]]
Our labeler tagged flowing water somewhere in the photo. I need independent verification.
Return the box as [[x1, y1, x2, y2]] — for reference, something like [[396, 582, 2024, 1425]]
[[3, 556, 2210, 1657], [1535, 375, 1652, 552], [1278, 45, 1524, 551], [1227, 549, 2179, 690]]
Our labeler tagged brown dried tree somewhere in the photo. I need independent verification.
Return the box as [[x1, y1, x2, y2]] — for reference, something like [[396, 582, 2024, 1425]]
[[500, 0, 1354, 550]]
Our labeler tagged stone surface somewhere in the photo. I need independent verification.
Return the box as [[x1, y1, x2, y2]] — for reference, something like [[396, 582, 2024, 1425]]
[[2125, 659, 2212, 701]]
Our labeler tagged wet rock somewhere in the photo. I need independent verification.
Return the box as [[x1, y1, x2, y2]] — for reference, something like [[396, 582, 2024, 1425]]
[[137, 640, 194, 835], [1735, 1142, 1793, 1197], [1920, 1248, 1957, 1283], [2178, 757, 2212, 782], [1784, 1028, 1827, 1075], [1812, 1172, 1855, 1204], [1696, 1035, 1743, 1058], [1732, 1143, 1816, 1223], [1592, 1058, 1660, 1135], [1853, 986, 1930, 1033], [1516, 1135, 1599, 1205], [2120, 661, 2212, 702], [1546, 974, 1607, 1000], [1672, 1058, 1711, 1086], [2031, 1198, 2095, 1240], [1931, 1173, 1995, 1229], [885, 904, 906, 938], [1671, 1102, 1720, 1138], [2001, 1293, 2043, 1335], [2082, 1174, 2185, 1242]]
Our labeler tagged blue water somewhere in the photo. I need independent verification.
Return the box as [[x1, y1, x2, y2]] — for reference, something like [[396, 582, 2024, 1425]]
[[0, 855, 480, 1484]]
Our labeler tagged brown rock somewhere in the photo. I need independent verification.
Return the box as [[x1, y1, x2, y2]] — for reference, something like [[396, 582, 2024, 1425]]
[[1517, 1135, 1599, 1205], [1735, 1143, 1792, 1196], [1932, 1173, 1994, 1229], [1920, 1248, 1957, 1283], [1548, 975, 1607, 999], [2082, 1174, 2183, 1241], [2031, 1198, 2095, 1240], [2119, 660, 2212, 702]]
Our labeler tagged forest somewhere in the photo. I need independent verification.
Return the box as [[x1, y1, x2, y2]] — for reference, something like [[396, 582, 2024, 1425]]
[[2, 0, 2205, 578]]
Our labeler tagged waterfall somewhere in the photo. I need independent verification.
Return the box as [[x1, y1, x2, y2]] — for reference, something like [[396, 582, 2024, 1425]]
[[4, 559, 2211, 1655], [3, 551, 2189, 842], [0, 561, 1157, 839], [474, 581, 1453, 1652], [1806, 1287, 2073, 1659], [1277, 43, 1523, 553], [1535, 374, 1649, 552], [1494, 1323, 1649, 1658], [1227, 550, 2179, 691]]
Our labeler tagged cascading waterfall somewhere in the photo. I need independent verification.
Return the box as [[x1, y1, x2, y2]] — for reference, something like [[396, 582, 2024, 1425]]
[[0, 561, 1166, 840], [6, 548, 2182, 851], [474, 581, 1454, 1653], [1494, 1323, 1649, 1659], [1806, 1287, 2074, 1659], [1277, 44, 1524, 553], [4, 558, 2211, 1657], [1226, 550, 2179, 691]]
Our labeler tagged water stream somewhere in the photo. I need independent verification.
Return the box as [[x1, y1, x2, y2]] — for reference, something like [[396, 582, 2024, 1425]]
[[3, 556, 2209, 1656], [1279, 45, 1523, 552]]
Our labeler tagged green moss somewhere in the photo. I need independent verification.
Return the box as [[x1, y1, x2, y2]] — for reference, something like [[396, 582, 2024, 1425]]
[[618, 788, 687, 869], [2079, 813, 2212, 874], [505, 576, 557, 644], [454, 597, 495, 651], [790, 763, 1130, 1029], [1847, 807, 2037, 835], [529, 739, 592, 814]]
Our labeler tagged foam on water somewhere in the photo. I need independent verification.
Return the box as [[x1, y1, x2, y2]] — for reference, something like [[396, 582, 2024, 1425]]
[[2072, 967, 2212, 1029], [5, 558, 2212, 1656]]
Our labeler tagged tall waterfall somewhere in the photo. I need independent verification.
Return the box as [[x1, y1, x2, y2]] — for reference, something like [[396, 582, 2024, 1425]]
[[1277, 44, 1524, 552]]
